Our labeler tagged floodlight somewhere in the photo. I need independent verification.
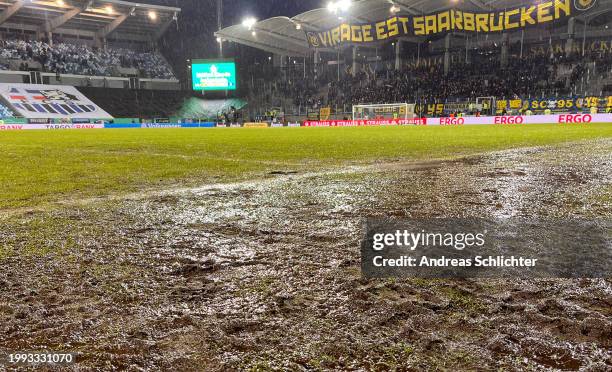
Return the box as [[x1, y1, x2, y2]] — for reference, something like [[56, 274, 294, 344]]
[[338, 0, 352, 12], [242, 17, 257, 29]]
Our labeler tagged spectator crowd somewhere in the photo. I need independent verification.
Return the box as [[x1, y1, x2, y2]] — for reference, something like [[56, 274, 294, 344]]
[[0, 38, 175, 79], [259, 46, 612, 114], [0, 102, 14, 118]]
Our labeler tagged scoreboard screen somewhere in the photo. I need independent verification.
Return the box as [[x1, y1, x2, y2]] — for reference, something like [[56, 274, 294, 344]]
[[191, 60, 237, 91]]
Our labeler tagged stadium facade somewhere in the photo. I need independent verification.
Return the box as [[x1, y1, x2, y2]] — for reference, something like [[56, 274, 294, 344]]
[[212, 0, 612, 121], [0, 0, 179, 45], [216, 0, 612, 75], [0, 0, 612, 124], [0, 0, 180, 91]]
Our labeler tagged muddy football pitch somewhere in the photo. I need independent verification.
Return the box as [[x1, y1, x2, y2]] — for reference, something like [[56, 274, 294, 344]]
[[0, 124, 611, 370]]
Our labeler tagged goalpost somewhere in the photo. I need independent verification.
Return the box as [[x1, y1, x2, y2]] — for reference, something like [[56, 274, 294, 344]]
[[352, 103, 416, 120], [476, 97, 496, 116]]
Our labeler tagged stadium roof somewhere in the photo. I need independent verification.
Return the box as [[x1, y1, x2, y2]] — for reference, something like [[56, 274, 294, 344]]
[[215, 0, 612, 56], [0, 0, 181, 42]]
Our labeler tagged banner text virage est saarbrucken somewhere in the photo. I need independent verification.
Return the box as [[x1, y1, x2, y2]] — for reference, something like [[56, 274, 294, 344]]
[[305, 0, 598, 48]]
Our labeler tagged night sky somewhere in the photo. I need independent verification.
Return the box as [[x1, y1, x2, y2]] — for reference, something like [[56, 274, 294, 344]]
[[148, 0, 323, 79], [148, 0, 321, 24], [221, 0, 322, 24]]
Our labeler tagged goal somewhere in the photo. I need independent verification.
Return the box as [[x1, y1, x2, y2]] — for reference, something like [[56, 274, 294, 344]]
[[476, 97, 496, 116], [352, 103, 416, 120]]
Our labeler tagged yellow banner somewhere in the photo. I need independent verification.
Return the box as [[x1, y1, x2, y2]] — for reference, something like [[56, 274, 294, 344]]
[[244, 122, 269, 128], [319, 107, 331, 121], [306, 0, 597, 48]]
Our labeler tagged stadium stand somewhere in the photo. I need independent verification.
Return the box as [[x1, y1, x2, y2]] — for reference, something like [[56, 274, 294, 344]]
[[331, 55, 580, 104], [77, 87, 189, 118], [0, 0, 190, 119], [0, 101, 14, 118], [247, 45, 612, 116], [214, 0, 612, 120], [76, 87, 247, 120], [0, 38, 175, 79], [0, 0, 611, 121]]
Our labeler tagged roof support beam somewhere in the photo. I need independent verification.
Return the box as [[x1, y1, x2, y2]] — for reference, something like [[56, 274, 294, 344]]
[[104, 0, 180, 13], [345, 13, 370, 23], [252, 27, 308, 48], [154, 12, 177, 40], [215, 32, 308, 56], [0, 0, 25, 26], [96, 10, 131, 40], [250, 31, 308, 50], [39, 6, 83, 34], [468, 0, 490, 10], [1, 21, 151, 42], [392, 1, 420, 15], [292, 20, 324, 32]]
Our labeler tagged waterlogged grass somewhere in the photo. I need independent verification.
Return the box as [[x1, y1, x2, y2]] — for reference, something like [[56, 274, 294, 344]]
[[0, 124, 611, 209], [0, 216, 81, 258]]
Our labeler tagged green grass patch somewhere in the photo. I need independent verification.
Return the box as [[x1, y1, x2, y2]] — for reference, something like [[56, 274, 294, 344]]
[[0, 216, 81, 259], [0, 124, 610, 209], [441, 287, 487, 313]]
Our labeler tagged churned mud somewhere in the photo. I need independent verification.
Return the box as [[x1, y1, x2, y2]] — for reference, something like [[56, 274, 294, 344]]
[[0, 140, 611, 370]]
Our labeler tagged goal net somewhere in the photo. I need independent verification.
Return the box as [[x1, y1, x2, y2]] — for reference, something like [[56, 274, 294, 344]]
[[476, 97, 496, 116], [352, 103, 416, 120]]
